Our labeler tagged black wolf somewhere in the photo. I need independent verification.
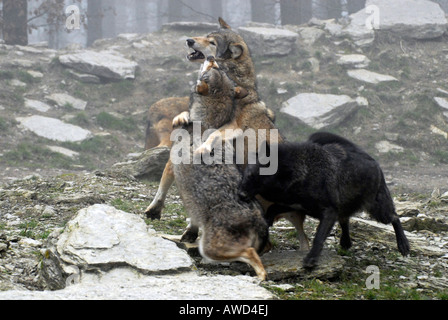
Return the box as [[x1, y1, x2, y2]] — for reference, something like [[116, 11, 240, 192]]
[[239, 132, 410, 268]]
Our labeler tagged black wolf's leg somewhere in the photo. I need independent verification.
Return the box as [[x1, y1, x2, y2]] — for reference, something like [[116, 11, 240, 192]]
[[392, 218, 410, 256], [339, 216, 352, 250], [303, 207, 337, 269]]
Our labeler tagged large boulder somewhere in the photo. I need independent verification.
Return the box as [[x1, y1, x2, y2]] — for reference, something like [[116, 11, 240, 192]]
[[280, 93, 365, 129], [237, 27, 298, 56], [0, 204, 275, 300], [344, 0, 447, 44], [16, 115, 92, 142], [59, 50, 139, 80]]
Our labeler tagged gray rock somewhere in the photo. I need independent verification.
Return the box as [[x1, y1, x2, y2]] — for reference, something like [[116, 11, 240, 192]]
[[16, 115, 92, 142], [3, 204, 275, 300], [351, 217, 446, 257], [347, 69, 398, 84], [67, 69, 101, 84], [55, 204, 193, 273], [24, 99, 51, 113], [237, 27, 298, 56], [0, 269, 274, 300], [337, 54, 370, 69], [109, 146, 170, 180], [45, 93, 87, 111], [298, 27, 326, 45], [46, 146, 79, 158], [375, 140, 404, 154], [280, 93, 362, 129], [434, 97, 448, 111], [262, 249, 345, 281], [344, 0, 447, 44], [59, 50, 138, 80]]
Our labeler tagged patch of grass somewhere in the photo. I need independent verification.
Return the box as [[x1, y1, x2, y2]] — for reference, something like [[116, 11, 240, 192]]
[[0, 117, 10, 131], [96, 112, 137, 133], [2, 142, 74, 169], [17, 70, 40, 84], [0, 70, 14, 80], [434, 150, 448, 164], [63, 135, 120, 156], [68, 112, 91, 127]]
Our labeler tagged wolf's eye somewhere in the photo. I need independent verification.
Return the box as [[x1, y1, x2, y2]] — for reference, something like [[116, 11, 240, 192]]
[[209, 41, 216, 46]]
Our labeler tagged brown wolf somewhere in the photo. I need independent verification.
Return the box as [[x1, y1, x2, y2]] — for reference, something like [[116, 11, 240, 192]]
[[144, 97, 189, 149], [145, 18, 309, 251], [172, 58, 269, 280]]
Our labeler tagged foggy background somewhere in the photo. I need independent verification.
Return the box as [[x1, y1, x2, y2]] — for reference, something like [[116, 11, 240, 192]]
[[2, 0, 447, 49]]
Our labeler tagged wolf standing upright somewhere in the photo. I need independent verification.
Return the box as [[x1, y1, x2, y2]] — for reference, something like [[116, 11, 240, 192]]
[[172, 58, 269, 280]]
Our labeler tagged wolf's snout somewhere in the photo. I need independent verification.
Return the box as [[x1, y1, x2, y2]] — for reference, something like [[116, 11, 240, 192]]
[[186, 39, 195, 47]]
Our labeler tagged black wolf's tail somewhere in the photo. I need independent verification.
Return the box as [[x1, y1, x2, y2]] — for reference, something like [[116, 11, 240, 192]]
[[309, 132, 358, 150]]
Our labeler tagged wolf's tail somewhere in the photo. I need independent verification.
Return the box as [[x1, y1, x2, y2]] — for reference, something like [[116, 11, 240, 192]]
[[309, 131, 357, 149], [144, 117, 159, 150], [372, 171, 411, 255]]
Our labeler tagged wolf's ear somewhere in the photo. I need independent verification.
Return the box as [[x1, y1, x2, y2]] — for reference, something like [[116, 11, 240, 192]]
[[196, 81, 209, 96], [234, 87, 248, 99], [218, 17, 231, 29], [230, 43, 243, 59]]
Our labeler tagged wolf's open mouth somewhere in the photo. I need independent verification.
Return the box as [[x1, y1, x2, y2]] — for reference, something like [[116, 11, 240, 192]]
[[187, 49, 205, 61]]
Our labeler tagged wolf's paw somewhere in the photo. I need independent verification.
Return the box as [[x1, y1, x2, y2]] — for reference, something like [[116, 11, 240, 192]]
[[194, 142, 212, 155], [172, 111, 190, 128], [303, 254, 319, 270], [144, 202, 163, 220], [180, 230, 199, 243]]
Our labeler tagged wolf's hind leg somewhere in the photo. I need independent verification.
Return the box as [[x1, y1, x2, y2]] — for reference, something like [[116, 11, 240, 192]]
[[144, 160, 175, 219]]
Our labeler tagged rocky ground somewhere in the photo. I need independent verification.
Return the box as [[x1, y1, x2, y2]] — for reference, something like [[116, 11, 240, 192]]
[[1, 3, 448, 299]]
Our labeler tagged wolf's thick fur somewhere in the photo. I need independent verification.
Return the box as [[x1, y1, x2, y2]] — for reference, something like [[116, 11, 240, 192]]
[[172, 62, 269, 280], [145, 97, 189, 149], [239, 132, 410, 268]]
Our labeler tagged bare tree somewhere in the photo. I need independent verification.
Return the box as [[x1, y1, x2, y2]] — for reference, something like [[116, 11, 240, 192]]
[[87, 0, 103, 46], [280, 0, 312, 25], [2, 0, 28, 45], [168, 0, 182, 22]]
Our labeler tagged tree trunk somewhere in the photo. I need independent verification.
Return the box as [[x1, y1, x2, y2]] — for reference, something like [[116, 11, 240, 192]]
[[280, 0, 299, 25], [168, 0, 183, 22], [3, 0, 28, 45], [87, 0, 103, 46], [280, 0, 312, 25]]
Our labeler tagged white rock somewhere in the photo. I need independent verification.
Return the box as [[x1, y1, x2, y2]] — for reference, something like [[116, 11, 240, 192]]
[[434, 97, 448, 111], [237, 27, 298, 56], [344, 0, 448, 44], [298, 27, 326, 45], [347, 69, 398, 84], [280, 93, 361, 129], [46, 146, 80, 158], [59, 50, 138, 80], [56, 204, 193, 273], [24, 99, 51, 113], [16, 115, 92, 142], [26, 70, 44, 79], [375, 140, 404, 153], [45, 93, 87, 111], [0, 270, 274, 300], [337, 54, 370, 69], [10, 79, 26, 87], [369, 0, 447, 39], [19, 238, 42, 247]]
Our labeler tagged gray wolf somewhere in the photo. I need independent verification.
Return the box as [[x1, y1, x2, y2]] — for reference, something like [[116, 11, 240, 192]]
[[238, 132, 410, 269], [172, 58, 269, 280]]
